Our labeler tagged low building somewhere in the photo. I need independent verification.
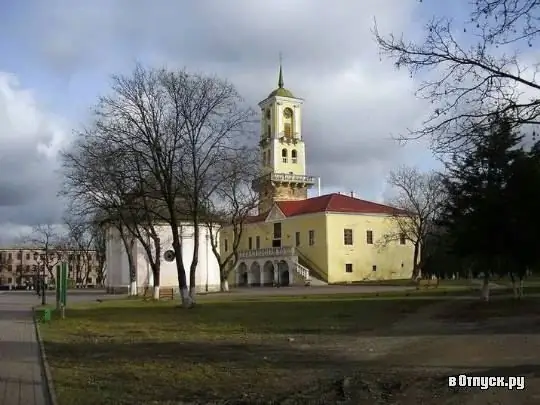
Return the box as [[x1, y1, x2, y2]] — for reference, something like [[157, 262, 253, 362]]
[[0, 248, 101, 288], [104, 223, 221, 294]]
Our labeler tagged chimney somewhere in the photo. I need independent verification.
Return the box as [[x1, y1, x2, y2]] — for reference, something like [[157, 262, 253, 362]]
[[350, 191, 355, 198]]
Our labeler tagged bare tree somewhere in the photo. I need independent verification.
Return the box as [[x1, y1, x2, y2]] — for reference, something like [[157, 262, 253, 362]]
[[60, 134, 140, 295], [373, 0, 540, 154], [26, 224, 68, 303], [86, 64, 254, 307], [204, 148, 259, 292], [88, 218, 107, 285], [64, 213, 97, 287], [379, 166, 444, 280]]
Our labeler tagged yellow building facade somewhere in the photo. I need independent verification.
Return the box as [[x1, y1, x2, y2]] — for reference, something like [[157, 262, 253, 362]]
[[219, 66, 415, 286]]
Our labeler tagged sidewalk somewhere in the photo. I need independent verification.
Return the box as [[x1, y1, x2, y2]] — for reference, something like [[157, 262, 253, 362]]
[[0, 296, 47, 405]]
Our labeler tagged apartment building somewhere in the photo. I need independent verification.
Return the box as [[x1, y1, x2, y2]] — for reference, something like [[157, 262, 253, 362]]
[[0, 248, 102, 288]]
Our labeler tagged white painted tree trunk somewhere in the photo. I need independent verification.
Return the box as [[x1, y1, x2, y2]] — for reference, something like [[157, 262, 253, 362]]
[[189, 287, 197, 305], [512, 279, 519, 299], [129, 280, 137, 296], [179, 287, 194, 308], [153, 285, 160, 300], [221, 280, 229, 292], [481, 276, 490, 302], [519, 278, 524, 298]]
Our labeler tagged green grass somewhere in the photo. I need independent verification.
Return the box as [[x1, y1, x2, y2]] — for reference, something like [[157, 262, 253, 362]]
[[41, 294, 433, 405]]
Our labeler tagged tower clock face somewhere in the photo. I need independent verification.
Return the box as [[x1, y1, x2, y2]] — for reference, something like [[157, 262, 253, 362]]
[[283, 108, 292, 118]]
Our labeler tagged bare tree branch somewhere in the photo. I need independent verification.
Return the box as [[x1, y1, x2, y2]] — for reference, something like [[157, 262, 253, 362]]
[[379, 166, 444, 279], [373, 1, 540, 154]]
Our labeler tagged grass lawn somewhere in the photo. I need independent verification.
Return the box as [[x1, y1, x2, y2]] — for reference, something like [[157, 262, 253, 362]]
[[40, 294, 434, 405]]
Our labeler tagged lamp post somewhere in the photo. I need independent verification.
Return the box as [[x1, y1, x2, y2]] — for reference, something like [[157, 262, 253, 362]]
[[41, 264, 46, 305]]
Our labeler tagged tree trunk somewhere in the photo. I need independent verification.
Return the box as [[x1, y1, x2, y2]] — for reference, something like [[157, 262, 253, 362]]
[[510, 273, 518, 299], [152, 236, 161, 300], [189, 286, 197, 305], [129, 280, 137, 295], [481, 273, 490, 302], [411, 242, 420, 279], [519, 276, 524, 298], [171, 225, 192, 308], [188, 221, 200, 304], [221, 279, 229, 292]]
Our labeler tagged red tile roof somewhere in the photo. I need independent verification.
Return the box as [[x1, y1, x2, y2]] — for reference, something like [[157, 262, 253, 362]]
[[276, 193, 406, 217], [243, 193, 408, 223]]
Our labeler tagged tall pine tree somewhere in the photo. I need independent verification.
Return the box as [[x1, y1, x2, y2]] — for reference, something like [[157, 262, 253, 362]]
[[439, 117, 524, 300]]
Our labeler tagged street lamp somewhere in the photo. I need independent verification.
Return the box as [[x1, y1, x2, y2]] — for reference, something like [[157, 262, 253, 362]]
[[41, 263, 46, 305]]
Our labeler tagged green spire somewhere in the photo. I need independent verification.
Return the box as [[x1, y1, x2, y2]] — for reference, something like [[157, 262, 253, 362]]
[[278, 52, 284, 88]]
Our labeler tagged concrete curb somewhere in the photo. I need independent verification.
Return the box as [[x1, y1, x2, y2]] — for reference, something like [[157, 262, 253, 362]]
[[32, 308, 59, 405]]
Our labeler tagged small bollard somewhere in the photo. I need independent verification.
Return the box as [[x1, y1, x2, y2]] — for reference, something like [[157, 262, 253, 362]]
[[42, 308, 51, 323]]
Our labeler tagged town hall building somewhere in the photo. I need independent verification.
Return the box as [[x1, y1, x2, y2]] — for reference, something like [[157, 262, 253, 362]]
[[219, 65, 415, 286]]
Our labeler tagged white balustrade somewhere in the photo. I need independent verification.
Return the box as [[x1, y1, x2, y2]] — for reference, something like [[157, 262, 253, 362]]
[[238, 246, 295, 258]]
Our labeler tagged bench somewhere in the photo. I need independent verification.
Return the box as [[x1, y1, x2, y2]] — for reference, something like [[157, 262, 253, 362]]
[[417, 278, 438, 289], [141, 287, 174, 300], [159, 287, 175, 300]]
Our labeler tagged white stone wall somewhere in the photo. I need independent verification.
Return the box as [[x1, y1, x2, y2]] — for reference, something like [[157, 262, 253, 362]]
[[105, 223, 221, 293]]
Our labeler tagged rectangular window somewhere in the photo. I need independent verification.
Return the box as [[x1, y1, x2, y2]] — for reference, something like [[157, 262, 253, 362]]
[[284, 123, 292, 137], [8, 265, 12, 272], [372, 265, 377, 272], [17, 251, 22, 259], [7, 277, 12, 284], [8, 253, 12, 260], [26, 253, 30, 260], [282, 156, 288, 163], [344, 229, 353, 245], [345, 263, 353, 273], [224, 239, 228, 252], [16, 265, 22, 272], [308, 230, 315, 246], [366, 230, 373, 245], [272, 239, 281, 248], [399, 233, 406, 245], [256, 236, 261, 249], [248, 237, 253, 250], [87, 277, 93, 284], [295, 232, 300, 247], [273, 223, 282, 239], [26, 265, 30, 272]]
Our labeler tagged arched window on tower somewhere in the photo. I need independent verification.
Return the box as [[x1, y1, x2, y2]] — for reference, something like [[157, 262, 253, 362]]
[[283, 108, 293, 138], [291, 149, 297, 163], [282, 148, 288, 163]]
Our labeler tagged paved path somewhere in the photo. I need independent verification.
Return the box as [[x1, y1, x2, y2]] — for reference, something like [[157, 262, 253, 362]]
[[0, 294, 47, 405]]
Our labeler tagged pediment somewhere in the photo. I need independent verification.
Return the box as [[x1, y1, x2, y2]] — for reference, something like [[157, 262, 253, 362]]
[[265, 204, 286, 222]]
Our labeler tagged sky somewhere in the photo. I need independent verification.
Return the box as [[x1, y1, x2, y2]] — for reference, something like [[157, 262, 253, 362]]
[[0, 0, 453, 245]]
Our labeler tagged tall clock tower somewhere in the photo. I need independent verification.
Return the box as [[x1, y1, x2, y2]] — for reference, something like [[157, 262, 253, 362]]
[[253, 64, 316, 214]]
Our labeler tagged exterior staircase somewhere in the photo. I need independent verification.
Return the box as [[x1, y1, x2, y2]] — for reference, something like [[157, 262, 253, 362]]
[[295, 253, 328, 286]]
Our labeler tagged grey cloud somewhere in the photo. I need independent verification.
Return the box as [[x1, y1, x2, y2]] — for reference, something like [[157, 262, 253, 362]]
[[0, 0, 436, 242]]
